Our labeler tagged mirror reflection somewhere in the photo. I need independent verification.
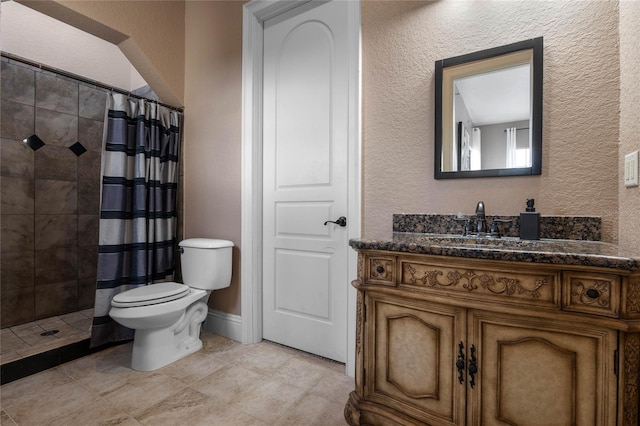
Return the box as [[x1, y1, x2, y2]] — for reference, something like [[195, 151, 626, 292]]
[[435, 38, 543, 179], [454, 63, 530, 170]]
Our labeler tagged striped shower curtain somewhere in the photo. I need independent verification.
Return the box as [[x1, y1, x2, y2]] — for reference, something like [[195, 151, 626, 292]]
[[90, 93, 182, 348]]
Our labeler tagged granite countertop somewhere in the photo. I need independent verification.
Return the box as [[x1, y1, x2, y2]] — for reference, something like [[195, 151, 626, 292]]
[[349, 233, 640, 271]]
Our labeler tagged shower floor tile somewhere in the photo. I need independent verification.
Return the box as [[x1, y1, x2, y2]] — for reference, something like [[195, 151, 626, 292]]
[[0, 309, 93, 366]]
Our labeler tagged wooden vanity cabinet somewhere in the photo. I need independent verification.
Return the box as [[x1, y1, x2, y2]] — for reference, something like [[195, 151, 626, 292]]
[[363, 293, 466, 425], [467, 310, 617, 426], [345, 250, 640, 426]]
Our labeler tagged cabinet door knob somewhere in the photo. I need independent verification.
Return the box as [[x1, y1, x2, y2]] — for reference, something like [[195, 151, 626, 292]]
[[376, 265, 385, 274], [456, 342, 465, 384], [468, 345, 478, 389]]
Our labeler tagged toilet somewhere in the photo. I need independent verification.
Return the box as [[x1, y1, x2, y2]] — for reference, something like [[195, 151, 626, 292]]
[[109, 238, 233, 371]]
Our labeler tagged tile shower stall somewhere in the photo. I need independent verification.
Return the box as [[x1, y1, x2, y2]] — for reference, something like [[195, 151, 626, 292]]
[[1, 57, 105, 331]]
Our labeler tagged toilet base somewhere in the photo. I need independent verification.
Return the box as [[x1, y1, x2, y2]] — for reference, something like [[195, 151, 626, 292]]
[[129, 299, 209, 371]]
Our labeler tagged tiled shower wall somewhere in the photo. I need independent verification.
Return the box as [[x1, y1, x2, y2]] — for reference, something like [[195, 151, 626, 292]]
[[1, 57, 105, 328]]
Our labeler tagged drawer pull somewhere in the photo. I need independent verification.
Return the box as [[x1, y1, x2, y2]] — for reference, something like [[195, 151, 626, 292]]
[[376, 265, 385, 274], [586, 288, 600, 299]]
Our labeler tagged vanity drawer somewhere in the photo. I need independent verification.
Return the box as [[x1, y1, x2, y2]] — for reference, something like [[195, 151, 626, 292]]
[[399, 256, 560, 308], [364, 255, 396, 286], [562, 272, 620, 318]]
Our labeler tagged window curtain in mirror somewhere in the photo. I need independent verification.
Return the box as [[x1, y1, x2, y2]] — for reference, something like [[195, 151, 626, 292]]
[[90, 93, 182, 348], [505, 127, 517, 168], [470, 128, 482, 171]]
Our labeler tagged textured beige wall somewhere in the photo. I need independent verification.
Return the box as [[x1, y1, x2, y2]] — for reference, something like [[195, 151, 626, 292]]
[[18, 0, 186, 106], [362, 1, 620, 242], [619, 0, 640, 256], [183, 1, 245, 315], [22, 1, 634, 319]]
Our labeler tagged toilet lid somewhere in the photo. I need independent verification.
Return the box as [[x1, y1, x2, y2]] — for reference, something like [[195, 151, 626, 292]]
[[111, 282, 190, 308]]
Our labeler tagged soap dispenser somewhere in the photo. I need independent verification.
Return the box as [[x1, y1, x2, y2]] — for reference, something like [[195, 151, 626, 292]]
[[519, 198, 540, 240]]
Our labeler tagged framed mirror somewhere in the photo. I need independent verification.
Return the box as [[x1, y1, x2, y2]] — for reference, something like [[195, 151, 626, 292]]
[[435, 37, 543, 179]]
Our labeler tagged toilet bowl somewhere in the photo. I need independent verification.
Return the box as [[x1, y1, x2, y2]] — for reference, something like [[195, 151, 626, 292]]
[[109, 239, 233, 371]]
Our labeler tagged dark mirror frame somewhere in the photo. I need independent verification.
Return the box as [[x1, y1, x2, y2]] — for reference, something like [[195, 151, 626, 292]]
[[434, 37, 543, 179]]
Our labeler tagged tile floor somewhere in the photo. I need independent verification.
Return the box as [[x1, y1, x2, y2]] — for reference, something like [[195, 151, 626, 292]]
[[0, 309, 94, 366], [0, 332, 353, 425]]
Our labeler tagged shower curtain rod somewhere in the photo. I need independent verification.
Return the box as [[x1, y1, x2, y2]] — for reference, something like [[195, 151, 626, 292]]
[[1, 51, 184, 113]]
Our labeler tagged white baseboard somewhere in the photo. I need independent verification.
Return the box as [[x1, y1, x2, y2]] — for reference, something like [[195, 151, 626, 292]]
[[202, 308, 243, 342]]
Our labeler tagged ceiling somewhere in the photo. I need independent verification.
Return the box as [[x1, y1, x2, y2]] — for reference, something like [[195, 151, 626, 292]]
[[0, 0, 146, 91], [454, 64, 531, 126]]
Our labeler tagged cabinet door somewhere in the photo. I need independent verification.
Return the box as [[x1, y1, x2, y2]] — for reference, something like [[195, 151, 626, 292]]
[[365, 293, 466, 425], [468, 310, 618, 426]]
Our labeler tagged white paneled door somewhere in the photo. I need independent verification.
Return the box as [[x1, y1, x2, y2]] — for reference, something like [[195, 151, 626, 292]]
[[262, 0, 350, 362]]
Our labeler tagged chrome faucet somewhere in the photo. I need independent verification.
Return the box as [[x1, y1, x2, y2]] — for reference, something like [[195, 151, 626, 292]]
[[475, 201, 487, 234]]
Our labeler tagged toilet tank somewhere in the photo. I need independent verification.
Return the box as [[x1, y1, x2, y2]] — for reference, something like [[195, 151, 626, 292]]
[[179, 238, 234, 291]]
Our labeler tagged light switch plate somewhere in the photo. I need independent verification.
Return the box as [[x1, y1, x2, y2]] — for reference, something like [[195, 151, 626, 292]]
[[624, 151, 639, 187]]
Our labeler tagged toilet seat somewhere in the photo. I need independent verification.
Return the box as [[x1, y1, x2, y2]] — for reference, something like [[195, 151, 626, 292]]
[[111, 282, 190, 308]]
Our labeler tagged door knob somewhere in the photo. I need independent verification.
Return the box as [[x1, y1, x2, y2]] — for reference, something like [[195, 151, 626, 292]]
[[324, 216, 347, 227]]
